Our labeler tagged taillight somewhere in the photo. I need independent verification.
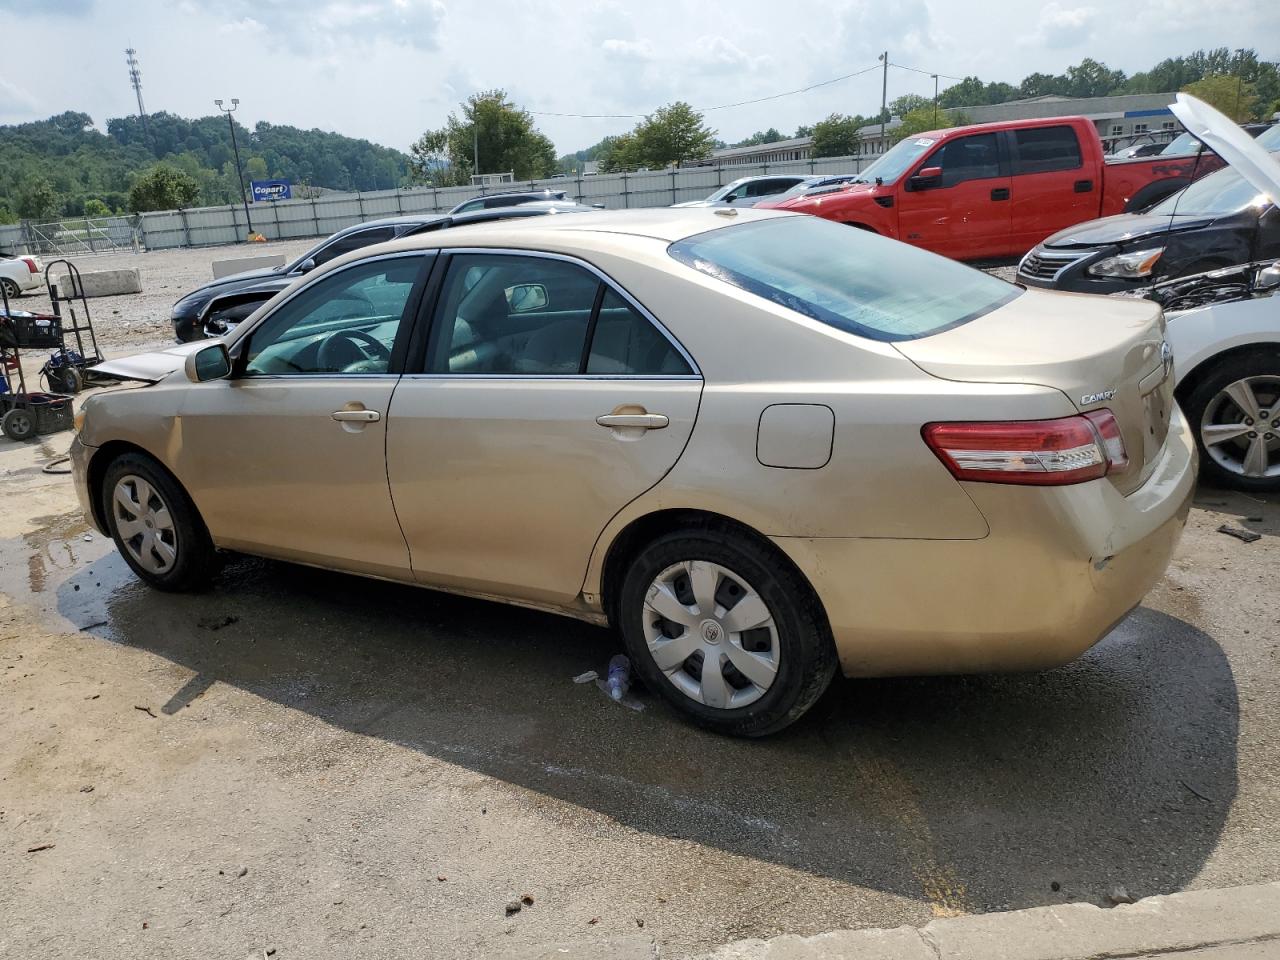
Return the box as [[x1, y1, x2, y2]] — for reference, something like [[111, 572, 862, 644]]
[[21, 257, 38, 274], [923, 412, 1129, 486]]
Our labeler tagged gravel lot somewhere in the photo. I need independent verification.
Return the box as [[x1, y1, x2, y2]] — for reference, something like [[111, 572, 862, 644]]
[[1, 242, 1277, 959]]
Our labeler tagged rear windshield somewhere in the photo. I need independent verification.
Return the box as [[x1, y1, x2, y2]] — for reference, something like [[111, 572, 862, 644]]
[[668, 216, 1020, 342], [1149, 163, 1273, 217]]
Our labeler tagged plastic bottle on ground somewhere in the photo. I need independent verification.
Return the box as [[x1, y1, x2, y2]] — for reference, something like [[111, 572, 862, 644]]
[[606, 654, 631, 702]]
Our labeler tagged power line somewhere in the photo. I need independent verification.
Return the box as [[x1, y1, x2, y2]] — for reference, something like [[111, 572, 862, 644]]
[[890, 61, 966, 82], [528, 62, 884, 119]]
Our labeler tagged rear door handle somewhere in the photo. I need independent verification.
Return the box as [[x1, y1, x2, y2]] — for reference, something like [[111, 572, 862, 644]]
[[332, 409, 381, 422], [1074, 179, 1094, 193], [990, 187, 1010, 201], [595, 413, 669, 430]]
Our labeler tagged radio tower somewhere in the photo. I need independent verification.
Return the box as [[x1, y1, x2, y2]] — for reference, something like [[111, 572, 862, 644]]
[[125, 48, 152, 146]]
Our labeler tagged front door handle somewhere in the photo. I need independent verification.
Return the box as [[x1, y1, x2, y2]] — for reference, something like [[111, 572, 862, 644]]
[[990, 187, 1010, 201], [332, 409, 381, 423], [596, 413, 669, 430], [1074, 179, 1094, 193]]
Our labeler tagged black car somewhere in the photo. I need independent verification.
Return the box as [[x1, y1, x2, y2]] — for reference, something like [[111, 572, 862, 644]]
[[171, 201, 592, 341], [1017, 152, 1280, 294], [447, 189, 567, 215]]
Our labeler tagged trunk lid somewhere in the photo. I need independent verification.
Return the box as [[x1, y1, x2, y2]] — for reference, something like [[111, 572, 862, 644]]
[[894, 288, 1174, 494]]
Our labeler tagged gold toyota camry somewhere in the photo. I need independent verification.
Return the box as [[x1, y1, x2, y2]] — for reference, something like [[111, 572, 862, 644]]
[[72, 208, 1196, 736]]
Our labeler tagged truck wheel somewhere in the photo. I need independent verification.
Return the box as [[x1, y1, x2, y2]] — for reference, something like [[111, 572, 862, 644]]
[[616, 529, 837, 737], [2, 408, 35, 441], [1183, 350, 1280, 492], [101, 452, 219, 591]]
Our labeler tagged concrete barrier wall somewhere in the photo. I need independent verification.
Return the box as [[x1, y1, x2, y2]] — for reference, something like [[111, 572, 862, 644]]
[[212, 255, 287, 279], [52, 269, 142, 299]]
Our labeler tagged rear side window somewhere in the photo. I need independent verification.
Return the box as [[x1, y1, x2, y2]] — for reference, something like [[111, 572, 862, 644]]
[[1013, 126, 1083, 174], [669, 216, 1020, 342]]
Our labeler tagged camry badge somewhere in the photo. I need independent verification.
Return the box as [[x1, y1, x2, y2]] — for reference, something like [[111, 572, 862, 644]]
[[1081, 389, 1117, 405]]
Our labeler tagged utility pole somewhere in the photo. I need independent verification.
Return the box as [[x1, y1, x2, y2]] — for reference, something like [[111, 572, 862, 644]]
[[125, 48, 151, 149], [932, 74, 939, 127], [215, 99, 254, 240], [878, 51, 889, 154]]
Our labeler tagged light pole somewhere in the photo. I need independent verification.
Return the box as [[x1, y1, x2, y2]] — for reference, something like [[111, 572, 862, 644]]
[[878, 51, 889, 153], [215, 98, 254, 239], [932, 74, 939, 127]]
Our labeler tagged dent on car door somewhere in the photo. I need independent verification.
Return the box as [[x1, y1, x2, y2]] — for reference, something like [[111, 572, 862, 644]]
[[897, 132, 1012, 258], [385, 252, 703, 606], [174, 252, 432, 578]]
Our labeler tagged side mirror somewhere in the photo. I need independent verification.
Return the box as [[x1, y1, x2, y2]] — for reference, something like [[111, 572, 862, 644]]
[[505, 283, 549, 313], [909, 166, 943, 190], [296, 257, 317, 274], [184, 343, 231, 383], [723, 192, 740, 202], [1257, 262, 1280, 292]]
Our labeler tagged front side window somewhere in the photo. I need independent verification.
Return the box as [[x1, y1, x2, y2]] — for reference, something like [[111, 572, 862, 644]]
[[669, 216, 1019, 342], [428, 254, 691, 376], [1013, 126, 1082, 174], [924, 133, 1001, 187], [309, 227, 397, 268], [244, 255, 424, 376]]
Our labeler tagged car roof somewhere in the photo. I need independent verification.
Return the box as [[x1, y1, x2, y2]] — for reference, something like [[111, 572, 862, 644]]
[[334, 213, 447, 235], [384, 206, 793, 249]]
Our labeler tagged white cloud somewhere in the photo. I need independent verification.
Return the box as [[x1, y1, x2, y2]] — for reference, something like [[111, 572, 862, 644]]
[[1021, 3, 1099, 49], [0, 76, 40, 117], [691, 36, 773, 75], [601, 37, 656, 60], [211, 0, 447, 53]]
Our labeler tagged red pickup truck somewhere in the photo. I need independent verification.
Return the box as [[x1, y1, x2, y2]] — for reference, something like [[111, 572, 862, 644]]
[[759, 116, 1222, 260]]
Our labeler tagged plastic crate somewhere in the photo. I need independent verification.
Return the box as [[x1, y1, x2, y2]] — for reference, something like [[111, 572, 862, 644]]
[[27, 393, 74, 435], [0, 313, 63, 349]]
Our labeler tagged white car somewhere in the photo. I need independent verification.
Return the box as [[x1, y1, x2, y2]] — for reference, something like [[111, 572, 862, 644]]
[[0, 252, 43, 300], [1156, 96, 1280, 491]]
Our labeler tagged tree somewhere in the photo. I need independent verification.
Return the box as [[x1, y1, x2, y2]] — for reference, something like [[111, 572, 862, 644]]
[[596, 134, 640, 174], [127, 164, 200, 212], [794, 124, 814, 138], [890, 94, 931, 116], [811, 113, 864, 158], [1181, 75, 1260, 121], [630, 102, 716, 168], [83, 198, 111, 217], [890, 107, 966, 145], [1064, 58, 1126, 98], [731, 128, 785, 148], [14, 176, 59, 220], [410, 89, 556, 185]]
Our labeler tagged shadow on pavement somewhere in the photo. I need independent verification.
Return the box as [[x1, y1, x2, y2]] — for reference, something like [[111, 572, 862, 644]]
[[57, 549, 1239, 914]]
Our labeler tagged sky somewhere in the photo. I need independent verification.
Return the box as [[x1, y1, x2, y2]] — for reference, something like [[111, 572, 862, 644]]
[[1, 0, 1277, 156]]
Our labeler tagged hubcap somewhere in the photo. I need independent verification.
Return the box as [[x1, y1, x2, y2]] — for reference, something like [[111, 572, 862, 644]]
[[642, 560, 779, 710], [112, 475, 178, 574], [1201, 376, 1280, 480]]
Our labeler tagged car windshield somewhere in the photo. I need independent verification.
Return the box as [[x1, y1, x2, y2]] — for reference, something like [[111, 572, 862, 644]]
[[1149, 162, 1274, 217], [1257, 125, 1280, 150], [1161, 132, 1203, 156], [669, 216, 1019, 342], [705, 180, 750, 202], [854, 136, 940, 184]]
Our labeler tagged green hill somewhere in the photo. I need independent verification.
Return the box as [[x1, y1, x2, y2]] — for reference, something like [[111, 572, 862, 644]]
[[0, 110, 412, 222]]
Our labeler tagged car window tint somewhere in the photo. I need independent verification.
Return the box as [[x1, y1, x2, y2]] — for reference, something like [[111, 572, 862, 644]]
[[311, 227, 397, 267], [244, 256, 422, 376], [587, 289, 692, 375], [429, 254, 601, 375], [927, 133, 1001, 187], [669, 216, 1019, 342], [1014, 126, 1082, 174]]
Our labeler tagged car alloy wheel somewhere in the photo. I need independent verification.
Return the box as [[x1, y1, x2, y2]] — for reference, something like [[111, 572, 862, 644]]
[[111, 474, 179, 575], [642, 559, 779, 710], [1199, 375, 1280, 481]]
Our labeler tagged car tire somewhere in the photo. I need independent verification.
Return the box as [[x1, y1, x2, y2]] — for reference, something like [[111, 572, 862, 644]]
[[0, 278, 19, 300], [1182, 349, 1280, 492], [617, 529, 837, 737], [2, 407, 36, 441], [101, 452, 219, 591]]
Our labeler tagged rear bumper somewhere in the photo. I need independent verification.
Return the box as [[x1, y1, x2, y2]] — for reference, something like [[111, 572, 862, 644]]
[[773, 406, 1197, 677], [18, 270, 43, 292]]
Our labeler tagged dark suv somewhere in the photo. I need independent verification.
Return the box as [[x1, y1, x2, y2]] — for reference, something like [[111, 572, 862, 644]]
[[171, 201, 591, 341]]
